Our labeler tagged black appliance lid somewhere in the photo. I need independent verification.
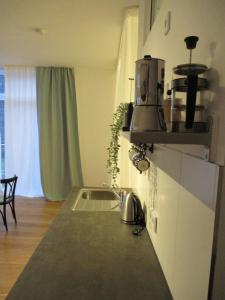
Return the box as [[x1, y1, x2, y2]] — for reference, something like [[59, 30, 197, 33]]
[[172, 77, 208, 92], [173, 63, 208, 76], [136, 56, 165, 63]]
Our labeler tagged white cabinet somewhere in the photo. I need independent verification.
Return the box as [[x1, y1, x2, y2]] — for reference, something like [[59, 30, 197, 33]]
[[172, 187, 215, 300], [136, 145, 219, 300]]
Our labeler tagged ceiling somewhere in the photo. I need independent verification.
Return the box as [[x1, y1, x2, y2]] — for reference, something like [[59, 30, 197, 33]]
[[0, 0, 139, 69]]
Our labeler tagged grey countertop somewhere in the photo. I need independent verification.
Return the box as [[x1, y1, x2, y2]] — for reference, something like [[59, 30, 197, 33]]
[[7, 187, 172, 300]]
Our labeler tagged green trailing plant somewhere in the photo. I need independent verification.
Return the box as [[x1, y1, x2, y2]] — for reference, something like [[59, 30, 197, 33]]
[[106, 102, 129, 187]]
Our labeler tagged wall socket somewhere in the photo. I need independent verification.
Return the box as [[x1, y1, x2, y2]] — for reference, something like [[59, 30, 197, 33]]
[[149, 210, 158, 233], [203, 147, 210, 161]]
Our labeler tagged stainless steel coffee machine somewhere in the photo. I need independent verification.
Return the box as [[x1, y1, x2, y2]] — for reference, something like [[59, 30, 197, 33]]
[[130, 55, 166, 131]]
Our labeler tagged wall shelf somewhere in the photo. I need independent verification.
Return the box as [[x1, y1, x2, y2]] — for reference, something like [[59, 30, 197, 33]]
[[121, 115, 220, 162], [121, 130, 211, 146]]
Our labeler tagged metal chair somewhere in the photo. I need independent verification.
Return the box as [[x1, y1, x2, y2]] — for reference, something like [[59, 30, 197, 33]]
[[0, 175, 18, 231]]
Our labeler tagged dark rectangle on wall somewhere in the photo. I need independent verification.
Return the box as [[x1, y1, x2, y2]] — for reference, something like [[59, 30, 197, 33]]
[[0, 75, 4, 93]]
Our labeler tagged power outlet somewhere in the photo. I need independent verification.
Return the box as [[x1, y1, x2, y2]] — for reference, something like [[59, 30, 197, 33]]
[[203, 147, 210, 161], [149, 210, 158, 234]]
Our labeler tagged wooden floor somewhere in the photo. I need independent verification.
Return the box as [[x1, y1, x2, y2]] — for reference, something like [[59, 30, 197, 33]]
[[0, 197, 63, 300]]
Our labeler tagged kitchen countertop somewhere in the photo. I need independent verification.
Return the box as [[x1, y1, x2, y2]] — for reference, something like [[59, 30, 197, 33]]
[[7, 187, 172, 300]]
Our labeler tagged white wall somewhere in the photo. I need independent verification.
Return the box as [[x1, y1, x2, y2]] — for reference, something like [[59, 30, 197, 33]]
[[75, 66, 115, 186], [113, 8, 139, 188], [115, 1, 225, 299]]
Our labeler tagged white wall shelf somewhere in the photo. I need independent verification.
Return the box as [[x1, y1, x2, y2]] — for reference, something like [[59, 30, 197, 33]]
[[121, 130, 211, 146], [121, 115, 220, 163]]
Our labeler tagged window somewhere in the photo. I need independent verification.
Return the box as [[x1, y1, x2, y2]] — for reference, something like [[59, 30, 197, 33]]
[[0, 68, 5, 177], [2, 66, 43, 196]]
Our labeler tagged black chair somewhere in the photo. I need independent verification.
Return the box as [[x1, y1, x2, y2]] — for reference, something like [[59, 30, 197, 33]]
[[0, 175, 18, 231]]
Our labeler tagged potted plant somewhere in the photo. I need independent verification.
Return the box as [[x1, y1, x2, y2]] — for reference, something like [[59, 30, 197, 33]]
[[106, 103, 129, 187]]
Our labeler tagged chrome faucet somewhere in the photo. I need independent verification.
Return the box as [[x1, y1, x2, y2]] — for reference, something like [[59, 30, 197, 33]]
[[102, 183, 126, 200]]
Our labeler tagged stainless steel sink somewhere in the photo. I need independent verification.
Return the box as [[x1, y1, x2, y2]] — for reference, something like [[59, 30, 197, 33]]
[[72, 188, 120, 212], [81, 189, 118, 200]]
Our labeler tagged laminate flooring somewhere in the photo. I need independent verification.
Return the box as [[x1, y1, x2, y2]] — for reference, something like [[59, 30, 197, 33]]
[[0, 196, 63, 300]]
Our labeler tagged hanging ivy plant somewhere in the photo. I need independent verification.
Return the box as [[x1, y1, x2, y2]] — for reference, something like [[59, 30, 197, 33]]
[[106, 103, 129, 187]]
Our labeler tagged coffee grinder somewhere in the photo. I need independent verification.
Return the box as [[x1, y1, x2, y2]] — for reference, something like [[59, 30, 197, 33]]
[[130, 55, 166, 132]]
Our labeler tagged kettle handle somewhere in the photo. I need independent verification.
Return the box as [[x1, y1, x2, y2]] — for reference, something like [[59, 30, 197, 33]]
[[133, 196, 145, 226]]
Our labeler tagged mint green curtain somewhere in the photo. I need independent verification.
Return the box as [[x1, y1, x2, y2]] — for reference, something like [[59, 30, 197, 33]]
[[36, 67, 83, 201]]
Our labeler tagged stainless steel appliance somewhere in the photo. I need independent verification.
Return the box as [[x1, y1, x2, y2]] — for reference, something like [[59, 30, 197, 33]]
[[171, 36, 208, 132], [121, 192, 145, 225], [130, 55, 166, 131]]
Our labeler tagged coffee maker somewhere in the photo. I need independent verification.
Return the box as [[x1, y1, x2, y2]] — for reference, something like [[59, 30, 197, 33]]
[[170, 36, 208, 132], [130, 55, 166, 131]]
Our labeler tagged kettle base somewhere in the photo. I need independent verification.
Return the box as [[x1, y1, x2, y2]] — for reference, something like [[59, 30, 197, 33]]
[[130, 105, 166, 131]]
